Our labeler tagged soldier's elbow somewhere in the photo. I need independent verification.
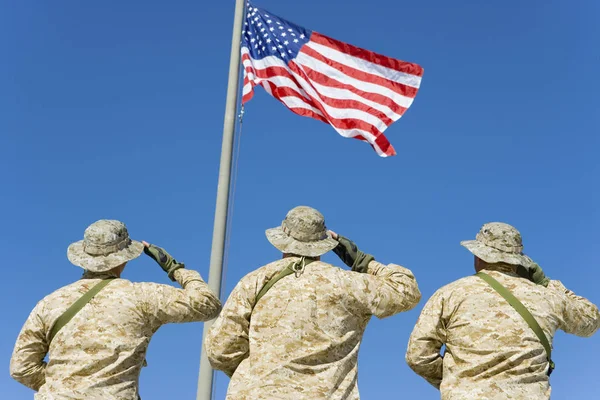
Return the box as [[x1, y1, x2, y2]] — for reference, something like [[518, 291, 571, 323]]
[[409, 287, 422, 309], [404, 349, 420, 372], [400, 286, 422, 312], [207, 298, 223, 320], [193, 294, 222, 321], [9, 362, 29, 386]]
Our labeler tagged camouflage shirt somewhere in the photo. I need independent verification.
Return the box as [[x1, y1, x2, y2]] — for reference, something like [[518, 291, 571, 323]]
[[406, 265, 600, 400], [205, 257, 421, 399], [10, 269, 221, 400]]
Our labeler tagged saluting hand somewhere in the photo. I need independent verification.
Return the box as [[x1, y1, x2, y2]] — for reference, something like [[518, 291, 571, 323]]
[[142, 241, 185, 281]]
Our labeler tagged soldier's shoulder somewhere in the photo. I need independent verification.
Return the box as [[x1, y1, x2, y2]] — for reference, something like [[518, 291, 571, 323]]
[[431, 275, 483, 297]]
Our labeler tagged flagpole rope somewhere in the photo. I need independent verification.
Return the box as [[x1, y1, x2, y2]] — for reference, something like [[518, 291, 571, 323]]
[[212, 104, 243, 400], [220, 104, 244, 300]]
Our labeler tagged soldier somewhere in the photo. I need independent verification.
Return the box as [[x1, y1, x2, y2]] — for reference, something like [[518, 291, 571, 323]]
[[406, 222, 600, 399], [205, 205, 421, 399], [10, 219, 222, 399]]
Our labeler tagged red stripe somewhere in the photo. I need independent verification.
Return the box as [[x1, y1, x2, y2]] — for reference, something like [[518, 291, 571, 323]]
[[242, 73, 254, 103], [245, 63, 398, 126], [311, 32, 424, 77], [300, 45, 418, 99]]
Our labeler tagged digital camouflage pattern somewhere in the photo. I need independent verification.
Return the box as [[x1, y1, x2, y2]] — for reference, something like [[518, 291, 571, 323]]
[[205, 257, 421, 399], [265, 206, 338, 257], [10, 268, 221, 399], [67, 220, 144, 273], [461, 222, 533, 268], [406, 265, 600, 400]]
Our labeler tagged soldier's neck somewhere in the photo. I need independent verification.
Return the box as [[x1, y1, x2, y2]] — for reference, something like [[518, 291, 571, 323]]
[[479, 262, 519, 275], [282, 253, 320, 261], [81, 269, 121, 280]]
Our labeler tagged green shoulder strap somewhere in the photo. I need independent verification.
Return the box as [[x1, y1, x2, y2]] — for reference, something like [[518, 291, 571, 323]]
[[48, 278, 115, 344], [255, 258, 316, 305], [476, 272, 555, 375]]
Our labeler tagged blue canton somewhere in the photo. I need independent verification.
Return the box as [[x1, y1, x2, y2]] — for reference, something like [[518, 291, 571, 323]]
[[243, 3, 312, 64]]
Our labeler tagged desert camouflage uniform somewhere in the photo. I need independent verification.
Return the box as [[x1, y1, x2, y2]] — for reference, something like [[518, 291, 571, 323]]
[[406, 264, 600, 400], [10, 268, 221, 400], [205, 257, 421, 400]]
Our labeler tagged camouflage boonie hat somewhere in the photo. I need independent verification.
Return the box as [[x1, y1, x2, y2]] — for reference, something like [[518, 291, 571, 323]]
[[461, 222, 533, 267], [266, 206, 338, 257], [67, 220, 144, 272]]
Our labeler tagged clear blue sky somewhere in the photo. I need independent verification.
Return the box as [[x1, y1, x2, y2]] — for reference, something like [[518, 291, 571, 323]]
[[1, 0, 598, 399]]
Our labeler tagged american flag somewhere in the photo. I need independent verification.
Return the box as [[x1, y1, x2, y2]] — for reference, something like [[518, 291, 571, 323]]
[[241, 2, 423, 157]]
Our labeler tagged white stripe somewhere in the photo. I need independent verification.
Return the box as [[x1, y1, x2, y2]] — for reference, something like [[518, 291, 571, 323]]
[[242, 81, 252, 96], [305, 41, 422, 89], [296, 52, 415, 109], [279, 96, 326, 118]]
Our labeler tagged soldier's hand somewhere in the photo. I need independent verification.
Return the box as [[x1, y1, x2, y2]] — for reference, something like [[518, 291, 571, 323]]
[[517, 257, 550, 287], [142, 241, 185, 281], [527, 262, 550, 287], [328, 231, 374, 274]]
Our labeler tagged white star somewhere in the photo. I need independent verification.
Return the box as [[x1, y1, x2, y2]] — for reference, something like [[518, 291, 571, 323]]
[[278, 26, 284, 29], [288, 28, 293, 32], [288, 49, 293, 53], [281, 32, 287, 37], [266, 38, 271, 43], [284, 40, 289, 45], [267, 19, 272, 23], [300, 34, 305, 39], [258, 40, 262, 45], [265, 14, 270, 17], [269, 27, 274, 31], [293, 39, 299, 43], [276, 38, 280, 42], [278, 44, 283, 48], [281, 52, 287, 58], [272, 46, 277, 51], [254, 44, 258, 48], [254, 17, 259, 21], [260, 28, 265, 32], [257, 22, 262, 27], [251, 38, 255, 43], [291, 33, 296, 36], [276, 21, 281, 25], [262, 46, 266, 51]]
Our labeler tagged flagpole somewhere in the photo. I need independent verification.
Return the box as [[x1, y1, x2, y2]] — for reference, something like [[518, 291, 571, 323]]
[[197, 0, 246, 399]]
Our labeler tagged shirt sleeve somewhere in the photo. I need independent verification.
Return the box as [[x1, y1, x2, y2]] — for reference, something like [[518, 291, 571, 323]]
[[139, 268, 222, 330], [204, 280, 253, 378], [10, 300, 49, 391], [405, 289, 445, 389], [550, 280, 600, 338], [356, 260, 422, 319]]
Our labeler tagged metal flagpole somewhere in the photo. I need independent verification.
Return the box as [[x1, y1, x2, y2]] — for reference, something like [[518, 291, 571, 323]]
[[197, 0, 246, 399]]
